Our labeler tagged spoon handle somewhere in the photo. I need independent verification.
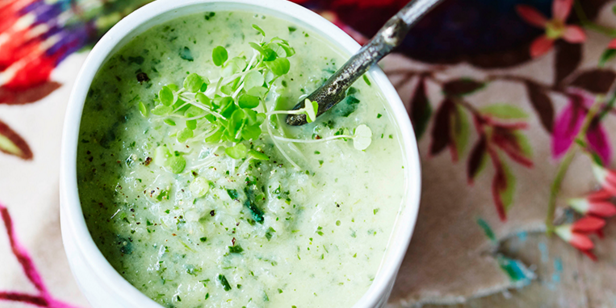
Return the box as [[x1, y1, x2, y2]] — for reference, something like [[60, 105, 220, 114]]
[[286, 0, 443, 126]]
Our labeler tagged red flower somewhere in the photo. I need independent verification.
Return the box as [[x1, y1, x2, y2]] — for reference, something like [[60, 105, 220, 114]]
[[516, 0, 586, 58], [591, 163, 616, 196], [554, 216, 605, 260], [568, 190, 616, 217]]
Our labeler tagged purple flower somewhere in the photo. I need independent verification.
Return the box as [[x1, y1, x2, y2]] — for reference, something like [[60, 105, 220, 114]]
[[552, 88, 611, 164]]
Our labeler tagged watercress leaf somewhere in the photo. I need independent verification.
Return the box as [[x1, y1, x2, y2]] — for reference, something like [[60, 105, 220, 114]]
[[248, 150, 269, 161], [265, 43, 286, 58], [184, 73, 205, 92], [247, 86, 268, 98], [205, 114, 217, 123], [300, 99, 318, 123], [266, 58, 290, 76], [249, 42, 265, 54], [177, 127, 194, 143], [229, 109, 246, 133], [252, 24, 266, 36], [241, 125, 261, 140], [223, 57, 247, 77], [186, 119, 197, 130], [219, 96, 237, 118], [244, 70, 265, 90], [244, 108, 259, 125], [220, 83, 235, 95], [151, 105, 172, 115], [255, 113, 266, 125], [278, 44, 295, 57], [238, 94, 260, 109], [159, 86, 174, 106], [212, 46, 228, 66], [138, 101, 148, 117], [154, 146, 171, 166], [164, 119, 176, 126], [167, 84, 179, 92], [173, 98, 189, 113], [167, 155, 186, 174], [353, 124, 372, 151], [225, 143, 248, 159], [205, 127, 224, 143], [195, 92, 212, 107], [190, 177, 210, 198]]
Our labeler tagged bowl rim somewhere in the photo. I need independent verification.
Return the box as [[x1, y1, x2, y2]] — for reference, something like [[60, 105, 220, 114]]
[[60, 0, 422, 307]]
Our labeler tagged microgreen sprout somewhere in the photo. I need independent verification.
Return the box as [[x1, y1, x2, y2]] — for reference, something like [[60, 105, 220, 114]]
[[271, 124, 373, 151], [140, 24, 372, 170], [141, 25, 295, 165]]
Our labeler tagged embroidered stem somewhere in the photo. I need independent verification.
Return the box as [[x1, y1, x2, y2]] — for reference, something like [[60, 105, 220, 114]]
[[546, 97, 604, 233]]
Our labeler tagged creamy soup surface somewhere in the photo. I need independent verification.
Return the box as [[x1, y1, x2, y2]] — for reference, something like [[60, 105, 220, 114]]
[[78, 10, 407, 308]]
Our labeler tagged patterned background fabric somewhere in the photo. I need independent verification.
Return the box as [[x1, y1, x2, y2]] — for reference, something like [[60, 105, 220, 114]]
[[2, 0, 616, 307]]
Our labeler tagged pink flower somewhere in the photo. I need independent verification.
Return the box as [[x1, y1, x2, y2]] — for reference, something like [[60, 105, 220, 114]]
[[568, 190, 616, 217], [552, 89, 611, 165], [516, 0, 586, 58], [555, 216, 605, 260], [592, 163, 616, 196]]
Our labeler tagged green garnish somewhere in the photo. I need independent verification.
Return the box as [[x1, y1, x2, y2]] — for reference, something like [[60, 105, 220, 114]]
[[218, 274, 232, 291], [141, 25, 374, 170], [228, 244, 244, 253], [138, 101, 148, 117], [212, 46, 228, 66]]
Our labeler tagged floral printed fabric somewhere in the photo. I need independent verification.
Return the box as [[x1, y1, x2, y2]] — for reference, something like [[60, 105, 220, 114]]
[[2, 0, 616, 307]]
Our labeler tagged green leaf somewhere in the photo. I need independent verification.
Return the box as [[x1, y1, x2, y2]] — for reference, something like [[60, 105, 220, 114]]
[[353, 124, 372, 151], [247, 86, 268, 98], [265, 43, 286, 58], [248, 150, 269, 161], [252, 24, 266, 36], [500, 162, 516, 212], [164, 119, 176, 126], [599, 49, 616, 67], [218, 274, 232, 291], [451, 104, 470, 158], [480, 104, 528, 119], [185, 105, 205, 118], [223, 57, 247, 77], [159, 86, 174, 106], [184, 73, 205, 92], [212, 46, 228, 66], [195, 92, 212, 107], [228, 244, 244, 254], [266, 58, 290, 76], [154, 146, 170, 166], [138, 101, 148, 117], [249, 42, 277, 61], [151, 105, 172, 116], [167, 154, 186, 174], [299, 99, 318, 123], [219, 97, 237, 118], [238, 94, 260, 109], [205, 127, 224, 143], [225, 143, 248, 159], [244, 70, 265, 90], [177, 127, 194, 143], [190, 177, 210, 198], [513, 131, 532, 158], [186, 119, 197, 130]]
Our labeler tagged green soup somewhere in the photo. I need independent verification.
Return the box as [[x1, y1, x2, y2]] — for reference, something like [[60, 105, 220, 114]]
[[78, 10, 406, 308]]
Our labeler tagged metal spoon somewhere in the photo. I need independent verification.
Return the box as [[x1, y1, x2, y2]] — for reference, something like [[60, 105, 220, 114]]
[[286, 0, 443, 126]]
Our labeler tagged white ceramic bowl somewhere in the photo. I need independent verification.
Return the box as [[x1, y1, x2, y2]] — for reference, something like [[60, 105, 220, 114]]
[[60, 0, 422, 307]]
